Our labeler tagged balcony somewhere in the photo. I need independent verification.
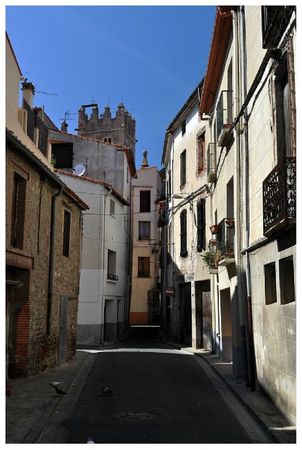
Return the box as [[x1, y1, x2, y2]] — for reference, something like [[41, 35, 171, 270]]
[[261, 6, 295, 49], [107, 273, 119, 281], [263, 157, 296, 237], [216, 90, 233, 147], [207, 143, 216, 183]]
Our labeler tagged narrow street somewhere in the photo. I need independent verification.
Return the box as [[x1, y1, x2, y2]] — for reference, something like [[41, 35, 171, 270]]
[[36, 326, 272, 444]]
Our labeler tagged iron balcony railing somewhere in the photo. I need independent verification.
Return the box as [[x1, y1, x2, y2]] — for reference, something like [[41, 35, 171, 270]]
[[107, 273, 119, 281], [207, 143, 216, 183], [216, 90, 233, 146], [263, 157, 296, 236]]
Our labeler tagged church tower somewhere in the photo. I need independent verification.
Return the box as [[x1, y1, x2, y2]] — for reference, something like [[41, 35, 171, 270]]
[[77, 102, 136, 157]]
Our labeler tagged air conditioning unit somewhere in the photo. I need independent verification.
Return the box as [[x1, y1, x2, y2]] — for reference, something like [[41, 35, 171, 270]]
[[216, 90, 233, 147], [207, 143, 216, 183], [18, 107, 28, 132]]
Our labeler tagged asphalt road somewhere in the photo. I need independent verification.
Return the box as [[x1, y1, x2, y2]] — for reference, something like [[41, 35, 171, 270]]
[[37, 326, 272, 443]]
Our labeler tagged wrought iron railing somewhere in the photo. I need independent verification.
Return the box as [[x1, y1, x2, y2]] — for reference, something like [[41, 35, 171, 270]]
[[263, 157, 296, 236], [216, 90, 233, 145], [107, 273, 119, 281], [207, 143, 216, 183]]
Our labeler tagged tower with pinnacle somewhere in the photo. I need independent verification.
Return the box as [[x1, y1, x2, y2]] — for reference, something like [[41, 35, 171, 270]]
[[77, 102, 136, 157]]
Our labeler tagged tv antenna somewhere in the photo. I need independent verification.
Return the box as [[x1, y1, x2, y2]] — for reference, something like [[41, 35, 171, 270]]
[[59, 110, 77, 122], [35, 90, 58, 96]]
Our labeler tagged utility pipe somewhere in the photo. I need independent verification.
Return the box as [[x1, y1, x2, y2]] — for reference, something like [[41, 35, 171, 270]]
[[239, 5, 256, 390], [47, 186, 63, 335]]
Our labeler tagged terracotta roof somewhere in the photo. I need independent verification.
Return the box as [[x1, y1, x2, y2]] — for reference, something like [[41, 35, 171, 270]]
[[199, 6, 233, 115], [55, 169, 130, 206]]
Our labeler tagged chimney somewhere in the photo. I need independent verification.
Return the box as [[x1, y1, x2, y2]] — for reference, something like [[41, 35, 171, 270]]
[[141, 150, 149, 168], [61, 121, 68, 132], [22, 81, 35, 108]]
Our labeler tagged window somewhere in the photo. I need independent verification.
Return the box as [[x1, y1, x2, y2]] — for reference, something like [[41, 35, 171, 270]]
[[140, 190, 151, 212], [197, 133, 206, 175], [138, 221, 151, 240], [275, 53, 293, 160], [180, 150, 186, 187], [279, 256, 295, 304], [261, 6, 295, 49], [180, 209, 188, 257], [11, 173, 26, 249], [197, 200, 206, 252], [110, 199, 115, 216], [264, 262, 277, 305], [138, 257, 150, 277], [63, 209, 71, 257], [107, 250, 118, 281], [51, 143, 73, 169], [181, 120, 186, 135]]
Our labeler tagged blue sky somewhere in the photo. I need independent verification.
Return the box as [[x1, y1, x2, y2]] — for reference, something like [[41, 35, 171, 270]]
[[6, 4, 216, 169]]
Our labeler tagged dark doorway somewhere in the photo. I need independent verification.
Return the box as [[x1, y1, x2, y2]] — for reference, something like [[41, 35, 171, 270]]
[[195, 280, 212, 351], [179, 283, 192, 346]]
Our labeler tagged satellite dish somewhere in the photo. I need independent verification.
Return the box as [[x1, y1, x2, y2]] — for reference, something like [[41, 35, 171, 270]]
[[73, 164, 86, 176]]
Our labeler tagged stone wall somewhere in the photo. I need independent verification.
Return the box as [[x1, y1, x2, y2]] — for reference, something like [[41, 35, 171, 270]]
[[6, 144, 83, 376]]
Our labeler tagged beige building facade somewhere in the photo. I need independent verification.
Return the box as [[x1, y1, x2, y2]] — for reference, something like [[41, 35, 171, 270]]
[[130, 153, 163, 325], [199, 6, 296, 423]]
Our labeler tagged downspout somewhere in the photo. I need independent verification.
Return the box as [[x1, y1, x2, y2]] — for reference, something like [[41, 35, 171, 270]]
[[240, 5, 256, 390], [232, 7, 249, 381], [101, 188, 112, 343], [47, 186, 63, 335]]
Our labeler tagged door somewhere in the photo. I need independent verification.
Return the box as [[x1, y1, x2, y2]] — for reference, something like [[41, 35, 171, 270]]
[[180, 283, 192, 346], [59, 295, 68, 363]]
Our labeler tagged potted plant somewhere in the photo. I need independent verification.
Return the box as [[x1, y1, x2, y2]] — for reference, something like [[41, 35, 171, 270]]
[[210, 224, 221, 234], [201, 248, 221, 273]]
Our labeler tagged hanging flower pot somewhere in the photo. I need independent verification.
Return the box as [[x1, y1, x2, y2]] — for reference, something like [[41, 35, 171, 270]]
[[210, 224, 221, 234], [226, 218, 235, 228], [209, 267, 218, 274]]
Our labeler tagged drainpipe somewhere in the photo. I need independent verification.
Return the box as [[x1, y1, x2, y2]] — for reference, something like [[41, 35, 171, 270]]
[[239, 5, 256, 390], [232, 7, 249, 382], [100, 188, 112, 343], [47, 186, 63, 335]]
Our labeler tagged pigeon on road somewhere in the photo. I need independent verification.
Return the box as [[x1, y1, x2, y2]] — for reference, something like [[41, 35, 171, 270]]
[[101, 386, 113, 396], [49, 382, 67, 395]]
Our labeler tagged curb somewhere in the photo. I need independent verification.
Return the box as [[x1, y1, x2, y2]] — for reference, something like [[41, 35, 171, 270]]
[[194, 353, 279, 443]]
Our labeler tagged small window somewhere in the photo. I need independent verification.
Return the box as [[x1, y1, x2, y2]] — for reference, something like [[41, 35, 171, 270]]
[[11, 173, 27, 249], [264, 262, 277, 305], [63, 209, 71, 257], [51, 142, 73, 169], [279, 256, 295, 304], [138, 221, 151, 240], [138, 257, 150, 277], [107, 250, 118, 281], [197, 133, 206, 175], [181, 120, 186, 135], [180, 209, 188, 257], [110, 199, 115, 216], [180, 150, 186, 187], [140, 190, 151, 212]]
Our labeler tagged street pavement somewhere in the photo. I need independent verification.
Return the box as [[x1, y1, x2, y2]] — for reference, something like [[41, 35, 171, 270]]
[[6, 326, 296, 444]]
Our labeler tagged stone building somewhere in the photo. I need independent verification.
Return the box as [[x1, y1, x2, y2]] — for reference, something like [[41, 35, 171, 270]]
[[130, 152, 164, 325], [6, 34, 88, 377], [77, 102, 136, 158]]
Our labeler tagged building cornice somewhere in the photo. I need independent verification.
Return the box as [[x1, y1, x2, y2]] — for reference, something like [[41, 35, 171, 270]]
[[199, 6, 233, 116]]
